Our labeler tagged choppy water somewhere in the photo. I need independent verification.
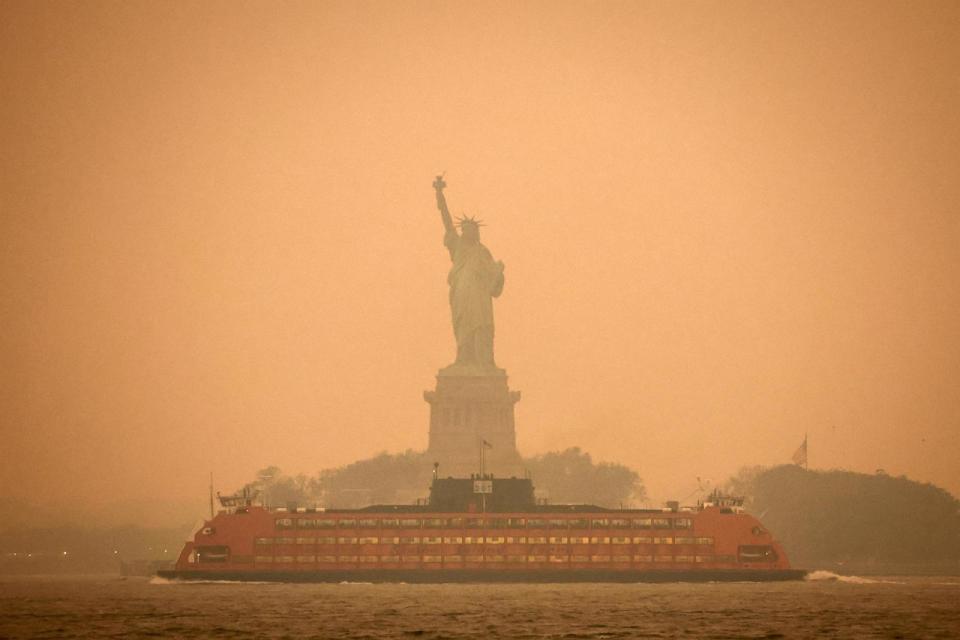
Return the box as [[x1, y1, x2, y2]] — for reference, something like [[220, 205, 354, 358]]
[[0, 572, 957, 639]]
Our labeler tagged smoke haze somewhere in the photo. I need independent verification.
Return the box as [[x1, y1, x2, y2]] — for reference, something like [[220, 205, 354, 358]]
[[2, 1, 958, 526]]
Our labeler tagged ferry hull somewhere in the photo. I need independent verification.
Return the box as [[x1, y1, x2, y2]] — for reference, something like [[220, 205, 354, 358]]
[[157, 568, 807, 583]]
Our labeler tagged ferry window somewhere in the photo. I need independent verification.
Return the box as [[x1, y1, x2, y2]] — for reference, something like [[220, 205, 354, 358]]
[[295, 537, 315, 544], [590, 518, 609, 528], [506, 536, 526, 544], [548, 519, 567, 529], [695, 556, 713, 563], [444, 555, 463, 562], [423, 537, 442, 545], [381, 537, 399, 544], [254, 556, 273, 563], [465, 518, 484, 529], [444, 536, 463, 544], [338, 537, 357, 544], [317, 536, 336, 544], [360, 556, 378, 563], [402, 555, 421, 562], [675, 555, 694, 562], [314, 519, 336, 529], [400, 536, 420, 544], [380, 518, 400, 528], [507, 518, 526, 528], [197, 545, 229, 563], [381, 555, 400, 562], [338, 555, 358, 562], [528, 536, 547, 544], [276, 537, 295, 544], [466, 554, 484, 562], [632, 536, 652, 544], [423, 518, 445, 528], [422, 555, 442, 562], [571, 555, 590, 562], [696, 537, 714, 545], [527, 555, 547, 562], [526, 519, 548, 529], [675, 537, 695, 545], [612, 537, 630, 544], [652, 518, 671, 529], [358, 519, 379, 529], [675, 518, 693, 529], [275, 518, 294, 530], [548, 555, 567, 563], [590, 555, 610, 562], [653, 537, 673, 545], [568, 518, 589, 529], [548, 536, 568, 544], [274, 556, 294, 563], [489, 518, 509, 529], [464, 536, 483, 544], [254, 537, 273, 545], [446, 518, 464, 528], [654, 555, 673, 563], [296, 555, 316, 563], [610, 519, 631, 529], [572, 536, 590, 544], [631, 518, 652, 529], [612, 555, 631, 562], [358, 536, 378, 544], [633, 554, 652, 562], [319, 555, 337, 562], [487, 536, 506, 544], [507, 555, 526, 563], [338, 519, 357, 529], [400, 519, 422, 528], [738, 545, 778, 562]]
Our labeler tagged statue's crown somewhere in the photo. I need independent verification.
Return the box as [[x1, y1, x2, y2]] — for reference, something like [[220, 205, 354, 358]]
[[456, 215, 485, 228]]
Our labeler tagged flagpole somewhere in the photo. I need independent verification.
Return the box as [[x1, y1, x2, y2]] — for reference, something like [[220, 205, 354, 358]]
[[805, 433, 809, 470]]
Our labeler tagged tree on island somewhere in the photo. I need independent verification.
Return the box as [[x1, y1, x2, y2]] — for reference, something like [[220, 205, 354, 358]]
[[243, 448, 645, 510], [726, 464, 960, 573]]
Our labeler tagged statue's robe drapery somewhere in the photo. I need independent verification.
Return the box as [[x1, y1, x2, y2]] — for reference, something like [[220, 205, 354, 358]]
[[445, 228, 504, 368]]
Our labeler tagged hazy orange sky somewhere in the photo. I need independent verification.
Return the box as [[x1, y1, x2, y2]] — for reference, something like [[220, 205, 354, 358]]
[[2, 1, 958, 526]]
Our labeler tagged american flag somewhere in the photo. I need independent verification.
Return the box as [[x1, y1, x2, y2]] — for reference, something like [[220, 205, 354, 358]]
[[791, 435, 808, 468]]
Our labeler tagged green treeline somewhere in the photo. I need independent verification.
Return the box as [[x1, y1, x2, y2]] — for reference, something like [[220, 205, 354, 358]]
[[243, 447, 645, 510], [728, 465, 960, 574]]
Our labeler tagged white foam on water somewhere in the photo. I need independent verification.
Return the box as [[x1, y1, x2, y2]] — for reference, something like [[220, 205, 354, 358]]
[[805, 570, 904, 584], [148, 576, 274, 586]]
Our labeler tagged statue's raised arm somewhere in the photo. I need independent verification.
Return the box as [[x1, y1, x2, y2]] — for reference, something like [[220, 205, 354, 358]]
[[433, 175, 456, 237]]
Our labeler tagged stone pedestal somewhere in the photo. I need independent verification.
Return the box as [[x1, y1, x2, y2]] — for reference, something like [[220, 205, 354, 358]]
[[424, 370, 522, 477]]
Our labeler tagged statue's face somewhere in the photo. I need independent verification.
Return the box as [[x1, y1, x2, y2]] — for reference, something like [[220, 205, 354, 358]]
[[461, 223, 480, 244]]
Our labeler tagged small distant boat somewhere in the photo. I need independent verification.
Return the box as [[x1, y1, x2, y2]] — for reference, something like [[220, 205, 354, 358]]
[[159, 476, 805, 583]]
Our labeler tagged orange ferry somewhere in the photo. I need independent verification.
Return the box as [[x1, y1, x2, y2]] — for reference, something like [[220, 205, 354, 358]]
[[160, 475, 804, 582]]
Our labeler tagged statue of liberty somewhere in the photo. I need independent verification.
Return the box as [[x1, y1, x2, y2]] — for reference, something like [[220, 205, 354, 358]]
[[433, 175, 505, 373]]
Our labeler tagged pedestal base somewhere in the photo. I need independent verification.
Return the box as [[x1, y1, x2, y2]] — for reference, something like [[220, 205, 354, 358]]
[[424, 370, 522, 477]]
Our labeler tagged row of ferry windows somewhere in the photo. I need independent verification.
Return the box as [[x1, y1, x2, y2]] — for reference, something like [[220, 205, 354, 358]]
[[256, 536, 713, 545], [253, 555, 726, 564], [275, 517, 694, 531]]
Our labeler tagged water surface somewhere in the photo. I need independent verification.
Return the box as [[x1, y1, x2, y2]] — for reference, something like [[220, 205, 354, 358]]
[[1, 572, 957, 638]]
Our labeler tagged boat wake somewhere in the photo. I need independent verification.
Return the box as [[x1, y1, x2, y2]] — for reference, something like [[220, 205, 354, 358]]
[[149, 576, 273, 586], [805, 570, 903, 584]]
